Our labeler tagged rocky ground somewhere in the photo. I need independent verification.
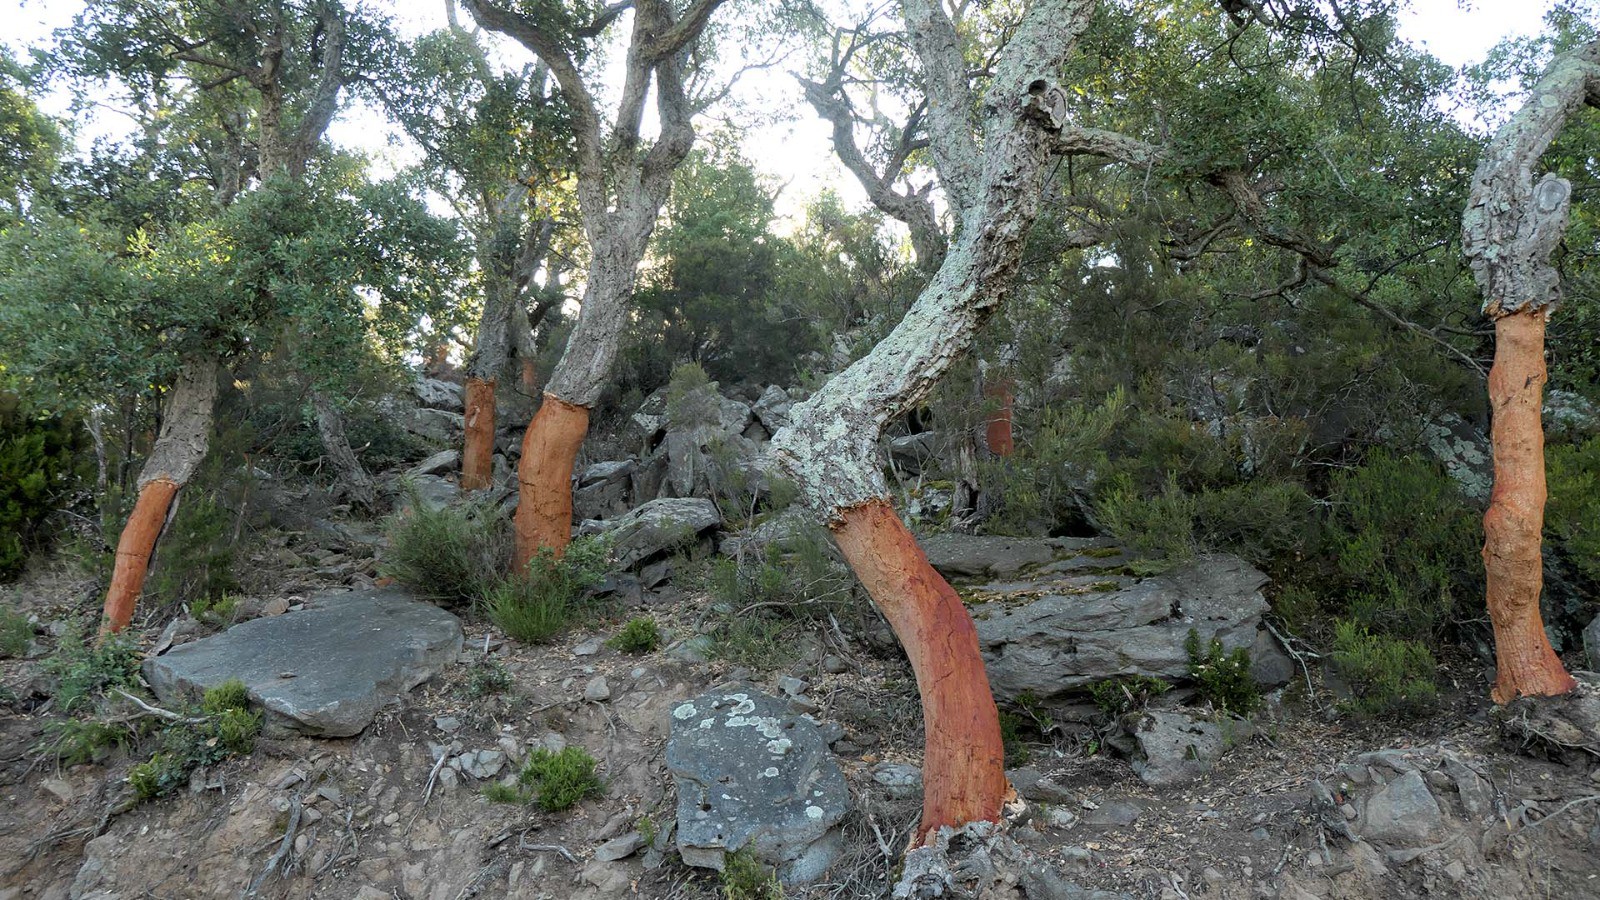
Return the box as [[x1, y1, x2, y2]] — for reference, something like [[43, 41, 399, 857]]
[[3, 378, 1599, 900]]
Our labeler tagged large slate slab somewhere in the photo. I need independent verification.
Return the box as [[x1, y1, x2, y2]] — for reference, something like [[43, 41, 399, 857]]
[[143, 588, 462, 737], [974, 554, 1269, 699], [667, 689, 849, 883], [592, 497, 721, 568]]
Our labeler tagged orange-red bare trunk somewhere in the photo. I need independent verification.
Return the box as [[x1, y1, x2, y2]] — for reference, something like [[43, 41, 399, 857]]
[[101, 478, 181, 634], [984, 377, 1014, 457], [830, 499, 1009, 844], [520, 358, 539, 396], [1484, 311, 1575, 703], [513, 394, 590, 571], [462, 377, 497, 491]]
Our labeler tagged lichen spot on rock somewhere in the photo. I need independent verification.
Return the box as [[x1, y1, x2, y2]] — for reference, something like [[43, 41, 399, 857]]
[[673, 702, 697, 720]]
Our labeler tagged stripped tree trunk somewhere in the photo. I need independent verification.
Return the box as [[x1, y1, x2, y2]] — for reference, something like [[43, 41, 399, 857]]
[[102, 359, 220, 633], [984, 374, 1016, 457], [468, 0, 726, 566], [772, 0, 1105, 844], [312, 391, 376, 509], [1462, 40, 1599, 703]]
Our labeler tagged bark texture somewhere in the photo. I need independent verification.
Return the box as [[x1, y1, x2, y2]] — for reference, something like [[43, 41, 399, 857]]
[[1461, 40, 1600, 702], [101, 359, 220, 633], [1483, 312, 1575, 702], [312, 391, 376, 509], [984, 376, 1015, 457], [771, 0, 1107, 844], [461, 377, 498, 491], [468, 0, 725, 563], [832, 500, 1009, 841], [512, 394, 590, 571]]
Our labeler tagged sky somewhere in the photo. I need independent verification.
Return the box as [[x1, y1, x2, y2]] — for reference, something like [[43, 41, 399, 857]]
[[2, 0, 1568, 223]]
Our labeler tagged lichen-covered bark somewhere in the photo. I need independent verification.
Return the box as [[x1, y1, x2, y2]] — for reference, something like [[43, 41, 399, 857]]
[[102, 358, 220, 633], [770, 0, 1097, 847], [1462, 40, 1600, 703]]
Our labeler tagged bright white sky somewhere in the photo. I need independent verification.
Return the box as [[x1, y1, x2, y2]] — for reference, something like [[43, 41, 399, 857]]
[[2, 0, 1566, 223]]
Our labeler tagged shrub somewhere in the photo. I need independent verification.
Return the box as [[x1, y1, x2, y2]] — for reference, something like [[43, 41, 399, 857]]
[[382, 495, 508, 608], [701, 530, 857, 670], [1322, 452, 1479, 638], [145, 491, 239, 609], [42, 719, 133, 767], [999, 711, 1032, 766], [1185, 630, 1259, 715], [43, 624, 141, 712], [721, 847, 785, 900], [201, 679, 251, 715], [481, 782, 524, 803], [1088, 674, 1172, 717], [190, 593, 239, 625], [518, 746, 604, 812], [465, 658, 513, 697], [1094, 474, 1198, 569], [487, 537, 610, 644], [1329, 620, 1437, 719], [0, 606, 30, 657], [1547, 436, 1600, 585], [607, 617, 661, 654], [0, 393, 82, 581]]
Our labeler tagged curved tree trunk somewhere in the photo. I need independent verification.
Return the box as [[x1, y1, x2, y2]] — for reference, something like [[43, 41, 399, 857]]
[[1461, 40, 1599, 702], [102, 358, 220, 634], [771, 0, 1096, 843], [1483, 311, 1574, 702], [832, 500, 1009, 838], [463, 278, 514, 491], [312, 391, 376, 509]]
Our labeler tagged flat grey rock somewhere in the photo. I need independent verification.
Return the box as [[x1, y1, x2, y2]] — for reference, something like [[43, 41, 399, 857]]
[[408, 449, 460, 477], [975, 554, 1269, 700], [1125, 710, 1253, 787], [413, 377, 464, 412], [144, 588, 462, 737], [668, 689, 849, 883], [594, 498, 720, 568], [919, 534, 1072, 579]]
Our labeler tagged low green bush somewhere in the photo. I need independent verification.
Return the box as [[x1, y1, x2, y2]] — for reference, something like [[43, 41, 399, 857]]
[[382, 495, 509, 608], [145, 491, 239, 609], [43, 624, 141, 712], [0, 606, 30, 657], [1094, 474, 1198, 571], [721, 847, 785, 900], [465, 657, 513, 697], [1185, 630, 1259, 715], [42, 719, 134, 766], [606, 617, 661, 654], [1088, 674, 1172, 717], [1547, 436, 1600, 585], [518, 746, 604, 812], [487, 537, 610, 644], [1322, 452, 1478, 639], [1329, 620, 1437, 719]]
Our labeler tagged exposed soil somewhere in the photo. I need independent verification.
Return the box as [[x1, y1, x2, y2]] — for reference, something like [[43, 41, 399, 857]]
[[3, 534, 1599, 900]]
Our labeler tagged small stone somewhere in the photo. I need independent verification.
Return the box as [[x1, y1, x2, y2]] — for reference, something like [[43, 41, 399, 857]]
[[355, 888, 390, 900], [39, 778, 74, 803], [1444, 860, 1467, 883], [382, 812, 400, 826], [459, 749, 507, 780], [871, 762, 923, 799], [593, 832, 646, 862], [777, 675, 808, 697], [1045, 806, 1079, 830], [434, 715, 460, 733], [1013, 826, 1045, 847], [584, 676, 612, 702], [581, 859, 633, 896], [574, 637, 603, 656], [317, 785, 343, 805], [1249, 827, 1270, 842], [821, 655, 849, 675], [1340, 803, 1357, 819], [1202, 867, 1225, 885], [262, 597, 291, 617], [1084, 800, 1142, 827]]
